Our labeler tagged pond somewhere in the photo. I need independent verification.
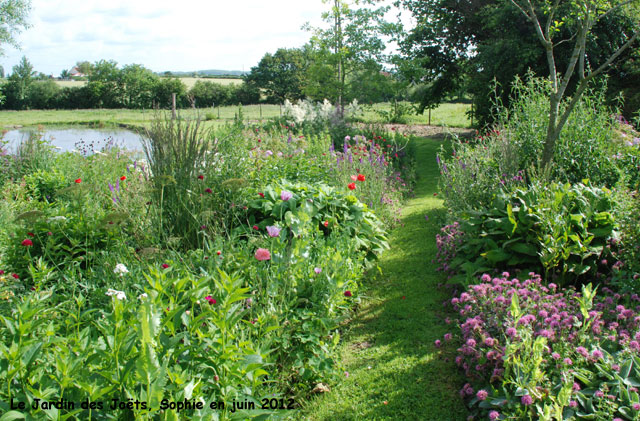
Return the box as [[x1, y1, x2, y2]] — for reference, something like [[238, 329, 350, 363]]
[[1, 127, 146, 155]]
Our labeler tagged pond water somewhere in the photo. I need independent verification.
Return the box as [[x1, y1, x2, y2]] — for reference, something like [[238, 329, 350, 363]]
[[1, 127, 146, 154]]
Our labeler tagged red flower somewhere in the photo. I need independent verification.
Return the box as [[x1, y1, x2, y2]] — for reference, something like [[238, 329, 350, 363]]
[[357, 174, 365, 182], [253, 225, 259, 230], [433, 193, 438, 196], [120, 176, 126, 181], [216, 251, 221, 255], [12, 273, 19, 279], [323, 220, 329, 227], [198, 174, 204, 180], [205, 188, 213, 194], [205, 295, 217, 305], [344, 290, 352, 297], [21, 239, 33, 247], [162, 263, 170, 269], [258, 192, 264, 198], [27, 232, 35, 237], [0, 270, 4, 275], [75, 178, 82, 184], [348, 183, 356, 190], [47, 231, 52, 236]]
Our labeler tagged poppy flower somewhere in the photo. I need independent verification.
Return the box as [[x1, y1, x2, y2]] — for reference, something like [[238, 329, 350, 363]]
[[21, 239, 33, 247], [75, 178, 82, 184], [216, 250, 221, 255], [258, 192, 264, 198], [344, 290, 352, 297], [162, 263, 170, 269], [323, 220, 329, 227], [120, 176, 126, 181], [348, 183, 356, 190], [198, 174, 204, 180], [350, 175, 358, 181], [357, 174, 365, 182], [205, 295, 216, 305], [255, 248, 271, 261]]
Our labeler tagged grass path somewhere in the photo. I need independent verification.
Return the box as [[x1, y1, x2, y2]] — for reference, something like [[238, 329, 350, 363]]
[[297, 135, 468, 420]]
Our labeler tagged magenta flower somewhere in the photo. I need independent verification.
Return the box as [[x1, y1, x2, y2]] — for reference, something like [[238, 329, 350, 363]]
[[521, 395, 533, 405], [280, 190, 293, 201], [489, 410, 500, 421], [476, 390, 488, 401], [314, 267, 322, 274], [205, 296, 216, 305], [255, 248, 271, 261]]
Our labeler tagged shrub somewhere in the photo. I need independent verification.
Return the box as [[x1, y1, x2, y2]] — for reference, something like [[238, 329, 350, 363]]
[[450, 182, 616, 287], [245, 181, 389, 263]]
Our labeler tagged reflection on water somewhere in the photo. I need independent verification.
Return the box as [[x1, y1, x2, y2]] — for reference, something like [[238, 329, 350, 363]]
[[1, 127, 146, 155]]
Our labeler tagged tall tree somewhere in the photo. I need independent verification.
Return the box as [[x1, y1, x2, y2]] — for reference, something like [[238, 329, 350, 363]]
[[396, 0, 640, 127], [3, 55, 34, 108], [304, 0, 397, 110], [0, 0, 31, 55]]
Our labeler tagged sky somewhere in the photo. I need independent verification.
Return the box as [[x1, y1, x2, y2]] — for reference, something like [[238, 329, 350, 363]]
[[0, 0, 406, 77]]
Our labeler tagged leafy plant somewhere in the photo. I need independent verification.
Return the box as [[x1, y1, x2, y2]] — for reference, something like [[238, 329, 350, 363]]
[[451, 182, 616, 286]]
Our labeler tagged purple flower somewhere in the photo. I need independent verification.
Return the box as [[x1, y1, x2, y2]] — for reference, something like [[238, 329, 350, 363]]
[[521, 395, 533, 405], [592, 349, 603, 360], [266, 226, 281, 237], [314, 267, 322, 274], [595, 390, 604, 398], [280, 190, 293, 201], [489, 411, 500, 421]]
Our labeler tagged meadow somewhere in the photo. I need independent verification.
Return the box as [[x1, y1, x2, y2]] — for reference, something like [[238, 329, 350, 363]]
[[0, 102, 471, 130]]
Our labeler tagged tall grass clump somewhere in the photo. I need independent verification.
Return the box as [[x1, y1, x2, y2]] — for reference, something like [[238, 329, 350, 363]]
[[142, 114, 213, 248]]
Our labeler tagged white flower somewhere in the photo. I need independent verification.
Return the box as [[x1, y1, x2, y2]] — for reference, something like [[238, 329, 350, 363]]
[[106, 289, 126, 300], [113, 263, 129, 276], [138, 293, 148, 300], [47, 216, 67, 223]]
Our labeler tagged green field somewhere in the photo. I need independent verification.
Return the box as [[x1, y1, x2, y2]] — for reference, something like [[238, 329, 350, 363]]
[[0, 103, 470, 130], [53, 76, 243, 89]]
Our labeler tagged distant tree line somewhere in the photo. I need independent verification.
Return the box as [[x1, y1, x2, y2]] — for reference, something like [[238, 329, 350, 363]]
[[0, 58, 260, 110]]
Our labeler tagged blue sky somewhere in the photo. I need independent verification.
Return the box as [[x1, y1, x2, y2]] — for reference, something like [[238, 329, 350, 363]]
[[1, 0, 405, 77]]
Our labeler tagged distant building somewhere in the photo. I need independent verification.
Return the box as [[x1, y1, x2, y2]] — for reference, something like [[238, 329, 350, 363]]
[[69, 67, 86, 77]]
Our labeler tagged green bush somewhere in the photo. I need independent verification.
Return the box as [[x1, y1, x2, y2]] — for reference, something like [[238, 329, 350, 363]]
[[244, 181, 389, 263], [452, 182, 616, 287]]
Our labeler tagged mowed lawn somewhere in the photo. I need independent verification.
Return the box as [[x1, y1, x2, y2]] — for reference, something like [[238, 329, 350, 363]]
[[294, 134, 468, 420]]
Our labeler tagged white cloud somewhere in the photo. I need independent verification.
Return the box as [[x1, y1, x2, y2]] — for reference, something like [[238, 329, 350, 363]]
[[0, 0, 401, 76]]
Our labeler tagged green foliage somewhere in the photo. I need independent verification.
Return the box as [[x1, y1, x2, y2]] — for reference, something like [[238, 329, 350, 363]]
[[244, 48, 309, 103], [502, 76, 619, 186], [396, 0, 640, 126], [0, 1, 31, 54], [452, 182, 616, 286], [245, 181, 389, 263], [23, 168, 67, 201]]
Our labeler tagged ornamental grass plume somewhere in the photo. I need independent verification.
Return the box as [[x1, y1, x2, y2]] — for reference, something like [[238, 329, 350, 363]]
[[255, 248, 271, 261]]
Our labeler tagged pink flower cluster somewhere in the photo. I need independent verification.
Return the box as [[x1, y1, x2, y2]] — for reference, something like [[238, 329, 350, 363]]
[[434, 222, 464, 277], [445, 272, 640, 416]]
